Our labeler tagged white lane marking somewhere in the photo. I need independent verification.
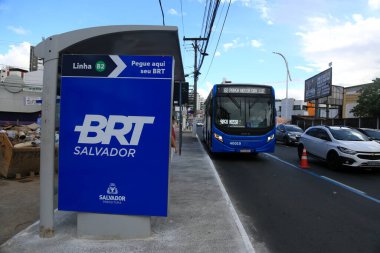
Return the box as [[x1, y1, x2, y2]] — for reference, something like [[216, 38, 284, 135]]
[[265, 153, 380, 204], [320, 176, 366, 195], [265, 153, 300, 169], [196, 136, 256, 253]]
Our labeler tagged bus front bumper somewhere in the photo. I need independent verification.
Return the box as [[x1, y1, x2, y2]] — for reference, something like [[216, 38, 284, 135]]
[[211, 135, 275, 153]]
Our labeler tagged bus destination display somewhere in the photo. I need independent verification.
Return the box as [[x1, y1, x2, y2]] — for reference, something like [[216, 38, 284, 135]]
[[217, 86, 269, 95]]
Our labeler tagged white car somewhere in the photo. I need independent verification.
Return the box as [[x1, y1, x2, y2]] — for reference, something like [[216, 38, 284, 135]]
[[298, 126, 380, 170]]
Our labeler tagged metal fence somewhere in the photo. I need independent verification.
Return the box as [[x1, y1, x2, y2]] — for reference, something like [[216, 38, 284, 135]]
[[292, 116, 380, 130]]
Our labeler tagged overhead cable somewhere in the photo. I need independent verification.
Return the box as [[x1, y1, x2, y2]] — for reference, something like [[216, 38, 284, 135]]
[[198, 0, 221, 70], [202, 0, 232, 82], [158, 0, 166, 26]]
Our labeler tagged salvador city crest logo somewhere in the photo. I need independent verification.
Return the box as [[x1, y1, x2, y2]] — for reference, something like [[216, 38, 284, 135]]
[[107, 183, 118, 194], [99, 183, 126, 204]]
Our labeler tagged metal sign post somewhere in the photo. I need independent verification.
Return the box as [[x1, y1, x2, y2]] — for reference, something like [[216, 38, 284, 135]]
[[38, 51, 58, 238], [179, 81, 182, 155]]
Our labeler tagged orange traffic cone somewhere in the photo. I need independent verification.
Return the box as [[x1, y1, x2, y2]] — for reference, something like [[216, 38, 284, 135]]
[[300, 147, 309, 169]]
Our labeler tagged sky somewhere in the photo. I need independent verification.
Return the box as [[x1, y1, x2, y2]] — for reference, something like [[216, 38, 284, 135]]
[[1, 0, 380, 100]]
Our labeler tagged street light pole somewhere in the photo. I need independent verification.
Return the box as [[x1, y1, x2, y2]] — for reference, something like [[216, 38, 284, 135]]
[[273, 52, 292, 121]]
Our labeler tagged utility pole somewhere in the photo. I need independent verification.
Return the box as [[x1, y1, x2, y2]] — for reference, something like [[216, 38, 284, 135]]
[[183, 37, 207, 114]]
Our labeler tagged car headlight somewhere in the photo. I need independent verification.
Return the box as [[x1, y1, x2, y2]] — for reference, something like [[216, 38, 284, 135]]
[[267, 134, 274, 142], [337, 146, 357, 155], [214, 133, 223, 142]]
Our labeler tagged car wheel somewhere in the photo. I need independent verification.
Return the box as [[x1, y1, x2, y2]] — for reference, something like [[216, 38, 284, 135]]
[[284, 136, 290, 145], [327, 151, 341, 170], [297, 144, 304, 160]]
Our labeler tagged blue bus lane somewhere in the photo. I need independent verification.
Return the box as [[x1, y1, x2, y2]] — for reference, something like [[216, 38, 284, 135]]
[[271, 142, 380, 205]]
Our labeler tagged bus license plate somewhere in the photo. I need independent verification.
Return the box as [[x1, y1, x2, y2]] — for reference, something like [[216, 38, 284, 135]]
[[240, 149, 251, 153]]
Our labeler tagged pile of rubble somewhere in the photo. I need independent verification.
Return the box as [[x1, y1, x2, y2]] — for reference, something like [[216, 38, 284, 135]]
[[0, 123, 59, 178], [0, 123, 41, 148]]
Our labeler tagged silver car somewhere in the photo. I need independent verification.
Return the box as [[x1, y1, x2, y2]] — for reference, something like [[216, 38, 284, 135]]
[[298, 126, 380, 169], [275, 124, 304, 145], [357, 128, 380, 144]]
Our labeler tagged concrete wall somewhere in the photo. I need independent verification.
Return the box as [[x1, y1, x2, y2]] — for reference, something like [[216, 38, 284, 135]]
[[0, 69, 43, 113], [0, 87, 42, 113]]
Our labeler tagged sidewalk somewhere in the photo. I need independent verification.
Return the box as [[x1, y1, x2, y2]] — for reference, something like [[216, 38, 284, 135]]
[[0, 132, 252, 253]]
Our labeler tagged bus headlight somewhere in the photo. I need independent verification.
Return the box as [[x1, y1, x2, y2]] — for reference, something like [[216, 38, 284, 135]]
[[214, 133, 223, 143], [267, 134, 274, 142]]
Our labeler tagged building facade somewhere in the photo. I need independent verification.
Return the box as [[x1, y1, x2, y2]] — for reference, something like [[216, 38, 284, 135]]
[[196, 93, 205, 112], [342, 83, 371, 118], [0, 66, 43, 114], [275, 98, 309, 120]]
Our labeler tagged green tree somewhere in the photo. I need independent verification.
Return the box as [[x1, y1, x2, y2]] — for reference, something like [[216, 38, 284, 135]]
[[351, 78, 380, 118]]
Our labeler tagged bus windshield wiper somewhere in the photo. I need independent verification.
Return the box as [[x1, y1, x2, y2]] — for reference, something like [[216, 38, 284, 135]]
[[227, 94, 241, 110]]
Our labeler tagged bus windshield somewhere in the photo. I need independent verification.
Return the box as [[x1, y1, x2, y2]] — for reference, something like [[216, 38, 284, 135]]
[[215, 95, 274, 130]]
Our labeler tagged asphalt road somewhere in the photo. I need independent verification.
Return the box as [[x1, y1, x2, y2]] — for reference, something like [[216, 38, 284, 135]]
[[198, 129, 380, 253]]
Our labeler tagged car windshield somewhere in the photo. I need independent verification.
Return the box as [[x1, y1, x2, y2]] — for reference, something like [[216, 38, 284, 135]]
[[329, 127, 370, 141], [362, 129, 380, 140], [284, 125, 303, 132]]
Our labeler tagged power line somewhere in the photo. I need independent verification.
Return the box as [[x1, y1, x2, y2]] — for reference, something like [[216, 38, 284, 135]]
[[209, 0, 226, 46], [200, 1, 209, 39], [158, 0, 165, 26], [199, 1, 212, 56], [202, 1, 214, 38], [179, 0, 189, 65], [182, 0, 224, 111], [198, 0, 220, 70], [202, 0, 232, 82]]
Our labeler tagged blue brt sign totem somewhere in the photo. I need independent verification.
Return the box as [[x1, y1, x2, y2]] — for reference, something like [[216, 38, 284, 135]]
[[58, 55, 173, 216]]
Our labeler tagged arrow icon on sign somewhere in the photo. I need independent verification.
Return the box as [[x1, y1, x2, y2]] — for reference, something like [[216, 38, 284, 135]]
[[108, 55, 127, 77]]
